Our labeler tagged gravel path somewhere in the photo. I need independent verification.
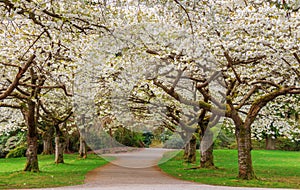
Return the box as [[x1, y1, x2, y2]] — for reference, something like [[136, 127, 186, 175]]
[[18, 148, 295, 190]]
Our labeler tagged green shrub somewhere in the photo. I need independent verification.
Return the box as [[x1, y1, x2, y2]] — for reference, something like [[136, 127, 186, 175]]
[[0, 144, 8, 158], [0, 130, 27, 158], [228, 141, 237, 149], [113, 127, 145, 147], [142, 131, 154, 147], [5, 136, 18, 150], [6, 145, 27, 158], [213, 126, 236, 149], [276, 137, 300, 151], [163, 134, 184, 149], [228, 140, 267, 150], [252, 140, 265, 150]]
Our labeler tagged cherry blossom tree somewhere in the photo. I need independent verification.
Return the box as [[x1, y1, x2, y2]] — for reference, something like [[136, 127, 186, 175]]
[[0, 0, 109, 171], [252, 95, 300, 149], [1, 0, 299, 180]]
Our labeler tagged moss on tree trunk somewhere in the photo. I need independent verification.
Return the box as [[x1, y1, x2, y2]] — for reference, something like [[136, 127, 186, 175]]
[[24, 100, 39, 172]]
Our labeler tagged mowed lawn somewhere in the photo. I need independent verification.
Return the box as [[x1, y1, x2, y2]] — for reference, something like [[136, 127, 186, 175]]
[[159, 150, 300, 189], [0, 154, 109, 189]]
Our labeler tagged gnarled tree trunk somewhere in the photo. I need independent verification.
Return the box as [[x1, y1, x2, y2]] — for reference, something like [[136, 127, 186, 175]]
[[24, 100, 39, 172], [187, 134, 196, 163]]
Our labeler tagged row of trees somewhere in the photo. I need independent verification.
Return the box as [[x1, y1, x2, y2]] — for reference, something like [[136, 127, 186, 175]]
[[85, 0, 300, 180], [0, 0, 109, 171], [1, 0, 299, 180]]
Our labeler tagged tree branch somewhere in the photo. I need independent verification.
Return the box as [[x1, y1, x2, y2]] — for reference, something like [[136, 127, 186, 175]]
[[235, 85, 258, 110], [224, 51, 242, 83], [251, 80, 280, 88], [0, 102, 22, 109], [0, 54, 35, 100]]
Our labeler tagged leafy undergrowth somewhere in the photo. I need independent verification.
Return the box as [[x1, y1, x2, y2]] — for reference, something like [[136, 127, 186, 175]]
[[0, 153, 110, 189], [159, 149, 300, 189]]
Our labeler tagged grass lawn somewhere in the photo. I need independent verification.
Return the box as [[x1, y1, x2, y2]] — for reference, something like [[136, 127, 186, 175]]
[[0, 153, 110, 189], [159, 149, 300, 189]]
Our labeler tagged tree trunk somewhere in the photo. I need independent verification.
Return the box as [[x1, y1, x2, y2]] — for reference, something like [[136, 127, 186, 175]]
[[236, 125, 255, 179], [265, 136, 276, 150], [79, 136, 87, 159], [42, 127, 54, 155], [200, 128, 214, 168], [55, 136, 65, 164], [24, 135, 39, 172], [24, 100, 39, 172], [199, 120, 215, 168], [55, 124, 65, 164], [64, 135, 71, 153], [183, 142, 189, 160], [187, 134, 196, 163]]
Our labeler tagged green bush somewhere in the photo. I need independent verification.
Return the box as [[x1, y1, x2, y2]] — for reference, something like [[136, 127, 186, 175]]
[[163, 134, 184, 149], [228, 140, 267, 150], [252, 140, 265, 150], [213, 126, 236, 149], [0, 144, 8, 158], [6, 145, 27, 158], [226, 138, 300, 151], [113, 127, 145, 147], [4, 136, 18, 150], [228, 141, 237, 149], [276, 137, 300, 151], [0, 130, 27, 158]]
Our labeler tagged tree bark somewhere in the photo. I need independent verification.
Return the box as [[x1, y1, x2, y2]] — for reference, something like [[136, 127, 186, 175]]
[[42, 127, 54, 155], [265, 136, 276, 150], [183, 142, 189, 160], [79, 136, 87, 159], [199, 117, 215, 168], [236, 124, 255, 180], [55, 124, 65, 164], [24, 100, 39, 172], [187, 134, 196, 163], [200, 128, 214, 168]]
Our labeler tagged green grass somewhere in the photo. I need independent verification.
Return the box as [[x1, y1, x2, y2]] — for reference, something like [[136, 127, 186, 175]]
[[0, 153, 110, 189], [159, 149, 300, 189]]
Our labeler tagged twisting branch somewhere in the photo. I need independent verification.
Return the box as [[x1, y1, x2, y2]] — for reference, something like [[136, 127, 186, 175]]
[[20, 30, 46, 60], [40, 100, 73, 124], [0, 62, 20, 68], [235, 85, 258, 110], [232, 55, 266, 65], [196, 71, 222, 89], [294, 53, 300, 64], [0, 54, 36, 100], [173, 0, 195, 41], [170, 68, 186, 93], [251, 80, 280, 88], [224, 51, 242, 83], [0, 102, 22, 109], [18, 83, 72, 96], [281, 57, 300, 79]]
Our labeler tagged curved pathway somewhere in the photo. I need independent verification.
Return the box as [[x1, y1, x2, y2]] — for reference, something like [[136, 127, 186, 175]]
[[22, 148, 294, 190]]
